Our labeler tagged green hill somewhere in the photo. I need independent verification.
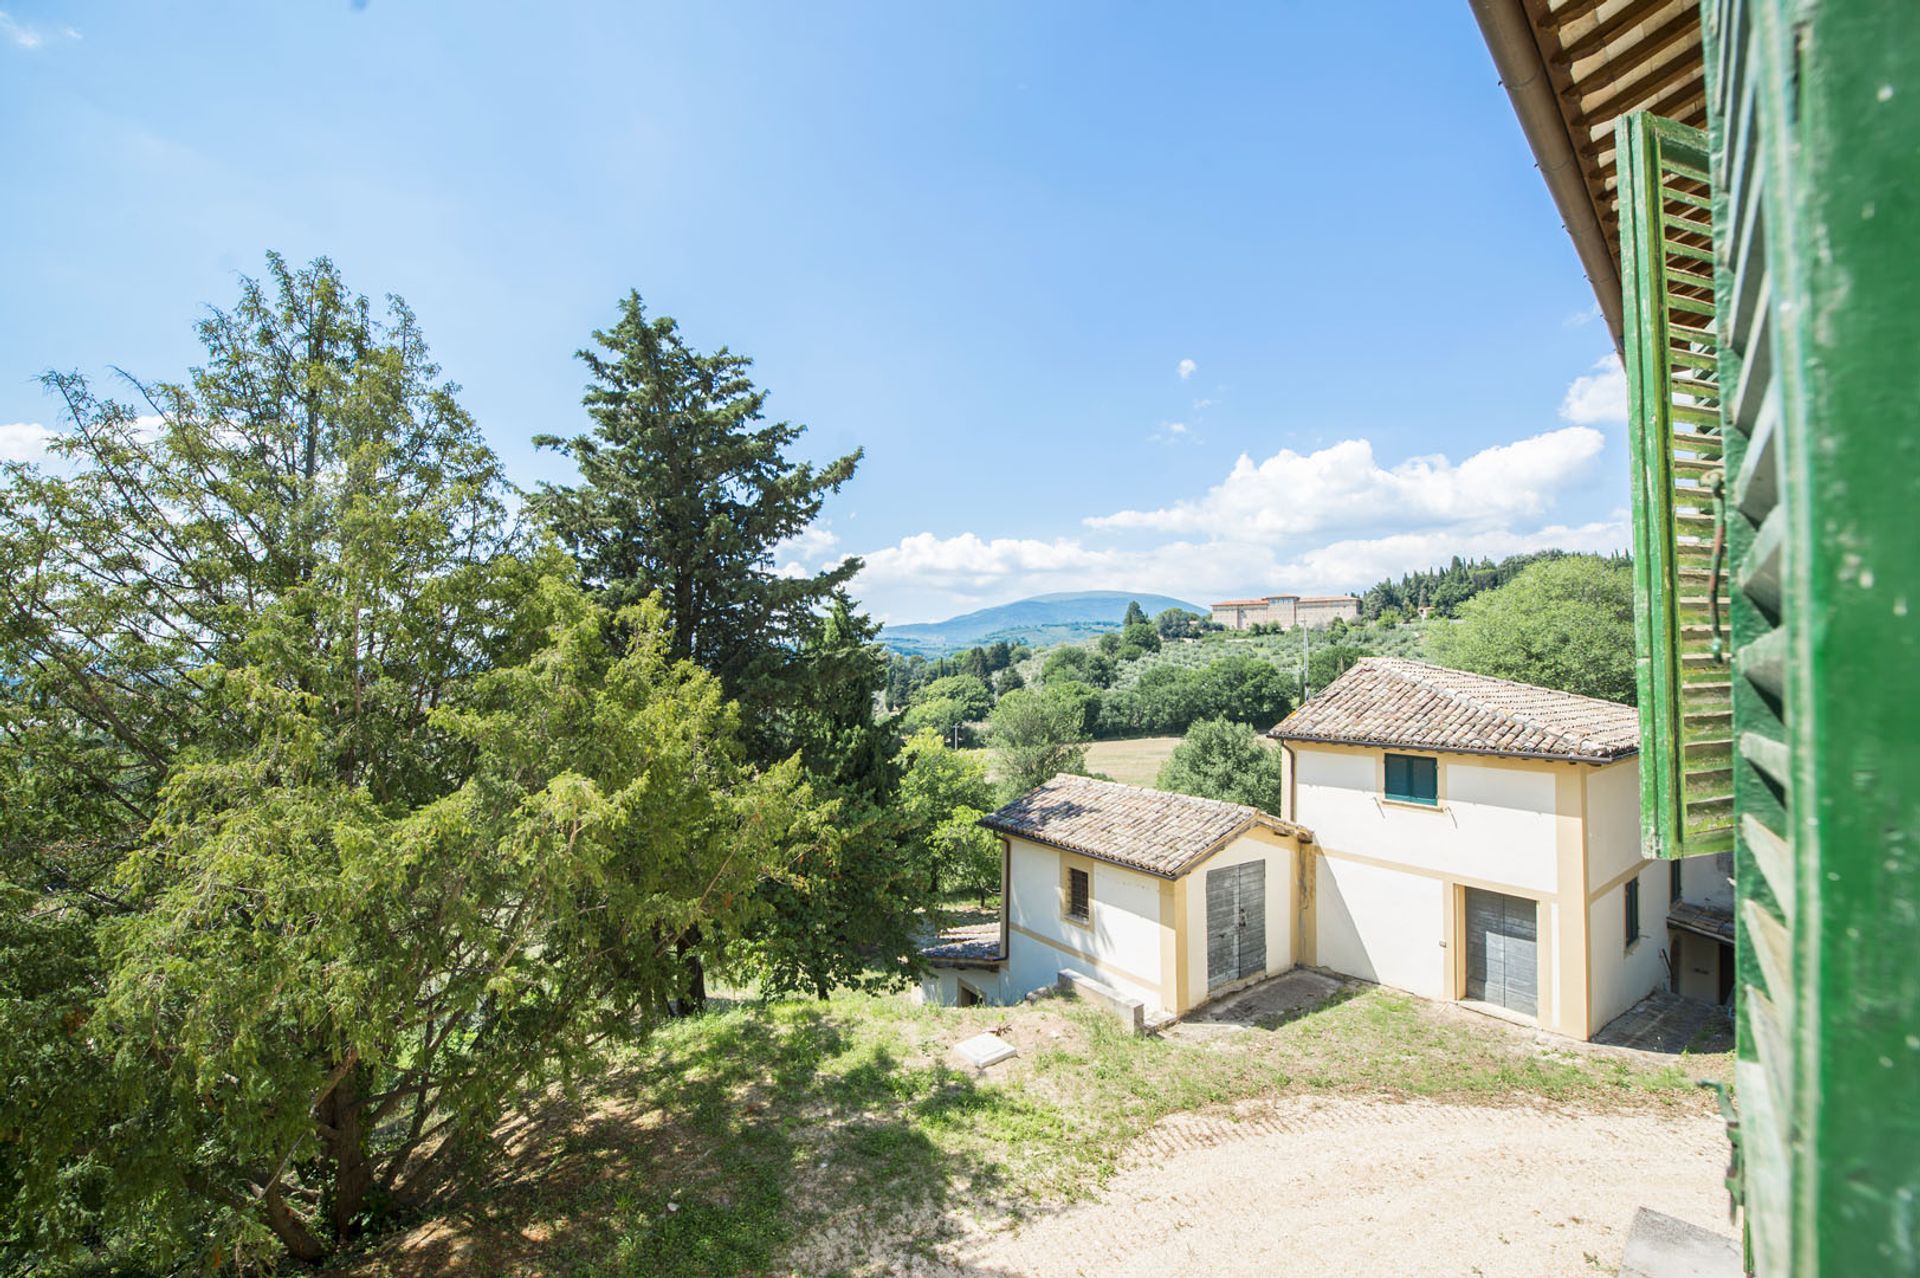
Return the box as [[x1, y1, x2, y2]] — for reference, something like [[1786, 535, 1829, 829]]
[[881, 590, 1204, 657]]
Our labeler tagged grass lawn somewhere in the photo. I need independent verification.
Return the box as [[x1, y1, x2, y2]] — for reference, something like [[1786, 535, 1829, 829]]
[[335, 981, 1729, 1278]]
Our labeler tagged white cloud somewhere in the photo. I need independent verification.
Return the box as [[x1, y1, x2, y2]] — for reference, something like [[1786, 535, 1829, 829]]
[[770, 524, 843, 578], [854, 425, 1622, 621], [1167, 421, 1187, 434], [1560, 353, 1628, 425], [1177, 358, 1196, 380], [1087, 427, 1604, 539], [0, 11, 79, 48], [0, 421, 53, 463], [1562, 302, 1603, 329]]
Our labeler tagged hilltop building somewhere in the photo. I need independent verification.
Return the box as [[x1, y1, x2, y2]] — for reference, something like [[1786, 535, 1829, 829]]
[[1210, 593, 1359, 631]]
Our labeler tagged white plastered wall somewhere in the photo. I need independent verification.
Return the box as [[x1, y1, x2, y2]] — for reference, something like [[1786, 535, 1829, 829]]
[[1293, 748, 1559, 894], [1314, 853, 1448, 999], [1584, 758, 1643, 892], [1183, 831, 1295, 1005], [1587, 858, 1672, 1032], [1002, 836, 1168, 1010]]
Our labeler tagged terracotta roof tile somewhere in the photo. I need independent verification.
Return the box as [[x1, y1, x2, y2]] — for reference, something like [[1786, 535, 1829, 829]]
[[979, 774, 1309, 878], [1270, 657, 1638, 763]]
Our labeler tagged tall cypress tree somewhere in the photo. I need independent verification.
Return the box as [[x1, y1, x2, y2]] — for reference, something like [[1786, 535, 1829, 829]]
[[531, 291, 861, 755], [533, 293, 926, 1001]]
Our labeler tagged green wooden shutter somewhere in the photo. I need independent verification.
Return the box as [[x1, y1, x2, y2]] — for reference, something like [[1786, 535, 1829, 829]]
[[1617, 113, 1733, 862], [1701, 1, 1920, 1271]]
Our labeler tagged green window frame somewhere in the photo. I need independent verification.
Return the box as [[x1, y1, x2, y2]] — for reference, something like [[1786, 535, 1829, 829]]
[[1625, 877, 1642, 948], [1384, 753, 1438, 806]]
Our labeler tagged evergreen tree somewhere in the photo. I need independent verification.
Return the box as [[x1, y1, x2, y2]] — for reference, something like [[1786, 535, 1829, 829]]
[[748, 600, 930, 998], [0, 259, 816, 1269], [531, 291, 861, 753]]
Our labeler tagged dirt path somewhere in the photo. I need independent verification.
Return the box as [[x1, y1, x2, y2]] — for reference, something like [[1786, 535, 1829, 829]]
[[949, 1094, 1735, 1278]]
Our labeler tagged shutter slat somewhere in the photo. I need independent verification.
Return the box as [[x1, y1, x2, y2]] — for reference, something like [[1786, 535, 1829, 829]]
[[1619, 111, 1731, 860]]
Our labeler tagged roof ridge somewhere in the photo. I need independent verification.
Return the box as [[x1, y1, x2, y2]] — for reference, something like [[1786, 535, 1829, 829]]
[[1361, 657, 1625, 753]]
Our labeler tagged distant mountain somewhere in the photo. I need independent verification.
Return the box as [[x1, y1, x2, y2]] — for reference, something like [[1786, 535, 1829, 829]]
[[881, 591, 1206, 657]]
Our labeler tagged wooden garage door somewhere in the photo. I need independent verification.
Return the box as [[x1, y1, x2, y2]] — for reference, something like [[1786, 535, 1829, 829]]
[[1205, 861, 1266, 991], [1463, 888, 1538, 1016]]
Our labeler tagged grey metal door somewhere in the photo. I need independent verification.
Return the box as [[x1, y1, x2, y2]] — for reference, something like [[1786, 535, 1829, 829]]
[[1205, 861, 1267, 990], [1463, 888, 1538, 1016]]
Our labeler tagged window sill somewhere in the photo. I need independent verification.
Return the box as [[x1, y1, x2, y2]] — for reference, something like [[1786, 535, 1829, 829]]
[[1379, 797, 1445, 814], [1061, 912, 1093, 931]]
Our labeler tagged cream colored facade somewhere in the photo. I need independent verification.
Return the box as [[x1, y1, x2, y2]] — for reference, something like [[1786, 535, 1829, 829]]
[[1210, 593, 1360, 631], [1283, 741, 1665, 1040], [923, 826, 1307, 1017]]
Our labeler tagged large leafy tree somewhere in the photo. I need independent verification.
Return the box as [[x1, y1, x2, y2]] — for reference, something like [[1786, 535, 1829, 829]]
[[897, 729, 1000, 904], [0, 259, 815, 1269], [1426, 555, 1635, 703], [529, 291, 861, 749], [989, 688, 1090, 799], [1156, 717, 1285, 810]]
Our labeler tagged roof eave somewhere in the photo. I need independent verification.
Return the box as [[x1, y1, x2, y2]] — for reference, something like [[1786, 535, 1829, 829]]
[[1269, 729, 1636, 766], [980, 812, 1314, 880], [1469, 0, 1626, 353]]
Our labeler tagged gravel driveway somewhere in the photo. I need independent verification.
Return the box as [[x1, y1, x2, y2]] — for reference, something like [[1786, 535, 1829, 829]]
[[950, 1094, 1736, 1278]]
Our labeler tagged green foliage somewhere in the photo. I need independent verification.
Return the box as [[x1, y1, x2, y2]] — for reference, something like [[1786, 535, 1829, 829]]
[[1155, 718, 1286, 810], [529, 290, 861, 757], [1426, 556, 1636, 703], [988, 688, 1090, 798], [897, 731, 999, 902], [0, 258, 819, 1270], [1095, 654, 1292, 738], [1040, 644, 1114, 689], [1358, 549, 1630, 620], [1154, 607, 1211, 639], [743, 600, 930, 1001], [1118, 618, 1162, 660], [911, 674, 992, 722]]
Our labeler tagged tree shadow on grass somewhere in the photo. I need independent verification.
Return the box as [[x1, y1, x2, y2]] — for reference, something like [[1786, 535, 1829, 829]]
[[333, 1001, 1035, 1278]]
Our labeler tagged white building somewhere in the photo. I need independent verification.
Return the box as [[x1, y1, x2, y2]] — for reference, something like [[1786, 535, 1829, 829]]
[[919, 776, 1314, 1017], [1270, 657, 1664, 1040], [924, 658, 1707, 1042]]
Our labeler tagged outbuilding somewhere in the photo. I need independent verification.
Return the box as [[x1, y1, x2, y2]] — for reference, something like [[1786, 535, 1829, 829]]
[[920, 775, 1314, 1017]]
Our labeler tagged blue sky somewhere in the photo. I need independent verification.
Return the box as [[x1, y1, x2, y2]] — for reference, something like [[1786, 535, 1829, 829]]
[[0, 2, 1628, 624]]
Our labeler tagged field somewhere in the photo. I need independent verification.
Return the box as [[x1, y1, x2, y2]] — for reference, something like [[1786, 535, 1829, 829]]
[[332, 979, 1731, 1278], [1082, 735, 1183, 786]]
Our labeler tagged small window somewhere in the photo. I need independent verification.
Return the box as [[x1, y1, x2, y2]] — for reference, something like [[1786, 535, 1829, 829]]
[[1625, 877, 1642, 948], [1384, 753, 1439, 806], [1670, 858, 1683, 903], [1066, 867, 1090, 922]]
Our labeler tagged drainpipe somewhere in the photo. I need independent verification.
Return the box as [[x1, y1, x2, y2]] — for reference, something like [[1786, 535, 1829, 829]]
[[1468, 0, 1626, 354]]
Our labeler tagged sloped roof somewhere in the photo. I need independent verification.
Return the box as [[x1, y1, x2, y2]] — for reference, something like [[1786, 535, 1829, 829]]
[[1270, 657, 1638, 763], [979, 774, 1310, 879], [1212, 598, 1269, 608], [1471, 0, 1707, 350]]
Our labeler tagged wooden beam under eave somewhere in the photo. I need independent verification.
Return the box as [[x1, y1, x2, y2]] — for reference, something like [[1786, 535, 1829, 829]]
[[1553, 0, 1677, 65], [1537, 0, 1609, 33], [1574, 51, 1704, 125], [1470, 0, 1627, 352]]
